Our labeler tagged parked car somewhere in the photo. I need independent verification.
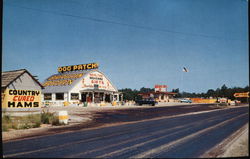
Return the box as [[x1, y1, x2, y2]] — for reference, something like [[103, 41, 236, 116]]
[[179, 98, 192, 103], [135, 98, 157, 106]]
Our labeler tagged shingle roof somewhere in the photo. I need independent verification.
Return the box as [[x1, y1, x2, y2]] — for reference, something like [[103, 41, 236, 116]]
[[1, 69, 44, 89]]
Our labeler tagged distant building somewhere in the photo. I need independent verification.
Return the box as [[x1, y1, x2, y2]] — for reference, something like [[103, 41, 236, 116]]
[[42, 63, 123, 106], [1, 69, 44, 115], [138, 85, 177, 102]]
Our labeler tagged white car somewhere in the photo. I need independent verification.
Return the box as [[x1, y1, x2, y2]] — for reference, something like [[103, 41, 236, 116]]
[[179, 99, 192, 103]]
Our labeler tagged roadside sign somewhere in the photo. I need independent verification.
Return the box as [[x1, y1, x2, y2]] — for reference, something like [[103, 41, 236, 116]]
[[234, 92, 249, 98], [2, 89, 41, 108], [155, 85, 167, 92]]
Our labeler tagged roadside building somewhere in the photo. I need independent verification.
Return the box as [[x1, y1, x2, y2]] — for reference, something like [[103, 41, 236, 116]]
[[42, 63, 123, 106], [138, 85, 177, 102], [1, 69, 44, 115]]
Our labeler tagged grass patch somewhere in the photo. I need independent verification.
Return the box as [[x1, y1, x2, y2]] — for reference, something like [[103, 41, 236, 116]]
[[41, 111, 54, 124], [41, 111, 63, 125], [2, 114, 13, 131], [41, 110, 61, 126], [2, 114, 41, 131], [2, 111, 65, 131]]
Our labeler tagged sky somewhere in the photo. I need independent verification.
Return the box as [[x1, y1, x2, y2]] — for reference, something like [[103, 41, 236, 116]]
[[2, 0, 249, 93]]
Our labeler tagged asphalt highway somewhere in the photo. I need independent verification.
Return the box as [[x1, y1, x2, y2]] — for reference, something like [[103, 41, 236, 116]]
[[3, 106, 249, 158]]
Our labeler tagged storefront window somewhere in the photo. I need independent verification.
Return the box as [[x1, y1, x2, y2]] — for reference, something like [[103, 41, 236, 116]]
[[56, 93, 64, 100], [71, 93, 79, 100], [44, 93, 52, 100]]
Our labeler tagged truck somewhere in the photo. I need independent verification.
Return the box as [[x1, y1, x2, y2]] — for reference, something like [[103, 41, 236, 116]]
[[135, 97, 157, 106]]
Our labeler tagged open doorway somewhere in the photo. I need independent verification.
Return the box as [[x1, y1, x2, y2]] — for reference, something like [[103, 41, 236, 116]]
[[105, 94, 111, 102], [81, 93, 87, 102]]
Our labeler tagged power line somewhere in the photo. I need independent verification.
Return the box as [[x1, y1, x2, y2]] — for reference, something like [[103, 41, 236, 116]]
[[4, 2, 247, 42]]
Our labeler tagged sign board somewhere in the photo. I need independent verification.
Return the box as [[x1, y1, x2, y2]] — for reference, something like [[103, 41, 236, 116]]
[[43, 73, 84, 87], [58, 63, 98, 73], [234, 92, 249, 98], [82, 71, 116, 91], [155, 85, 167, 92], [2, 89, 41, 108], [218, 98, 227, 103]]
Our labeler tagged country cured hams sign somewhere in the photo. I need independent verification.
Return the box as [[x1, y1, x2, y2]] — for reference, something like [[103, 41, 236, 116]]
[[2, 89, 41, 108]]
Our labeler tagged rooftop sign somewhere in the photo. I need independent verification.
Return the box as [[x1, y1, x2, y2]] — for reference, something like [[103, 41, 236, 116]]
[[155, 85, 167, 92], [58, 63, 98, 73]]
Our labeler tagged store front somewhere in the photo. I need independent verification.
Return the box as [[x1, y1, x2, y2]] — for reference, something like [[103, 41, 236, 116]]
[[42, 63, 123, 106], [138, 85, 177, 102], [80, 90, 114, 103]]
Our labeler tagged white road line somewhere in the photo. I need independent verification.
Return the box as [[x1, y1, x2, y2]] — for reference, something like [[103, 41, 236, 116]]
[[5, 105, 246, 143], [69, 110, 242, 158], [94, 113, 247, 158], [4, 107, 247, 158], [66, 124, 188, 158], [131, 113, 248, 158]]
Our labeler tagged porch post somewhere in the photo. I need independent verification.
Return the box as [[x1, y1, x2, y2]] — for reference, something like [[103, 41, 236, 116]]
[[103, 93, 106, 102], [92, 92, 95, 103]]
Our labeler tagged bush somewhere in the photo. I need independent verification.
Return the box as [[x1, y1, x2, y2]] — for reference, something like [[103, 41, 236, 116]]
[[2, 114, 12, 131], [41, 111, 62, 126], [51, 116, 60, 126], [2, 114, 11, 122], [2, 114, 19, 131], [41, 111, 55, 124]]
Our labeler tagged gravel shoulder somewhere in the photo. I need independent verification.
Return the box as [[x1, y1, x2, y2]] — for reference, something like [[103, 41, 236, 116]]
[[220, 124, 249, 157], [201, 123, 249, 158]]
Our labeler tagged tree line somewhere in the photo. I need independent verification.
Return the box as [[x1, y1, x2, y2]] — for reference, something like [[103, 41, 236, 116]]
[[119, 84, 249, 102]]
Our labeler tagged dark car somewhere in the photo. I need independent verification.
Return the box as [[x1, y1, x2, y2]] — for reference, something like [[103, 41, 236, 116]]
[[135, 98, 157, 106]]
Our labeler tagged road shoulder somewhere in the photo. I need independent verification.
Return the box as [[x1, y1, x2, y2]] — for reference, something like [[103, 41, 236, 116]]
[[220, 124, 249, 157], [201, 123, 249, 158]]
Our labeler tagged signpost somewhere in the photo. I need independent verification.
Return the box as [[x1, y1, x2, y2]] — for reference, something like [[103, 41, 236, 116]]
[[234, 92, 249, 104], [233, 92, 249, 98]]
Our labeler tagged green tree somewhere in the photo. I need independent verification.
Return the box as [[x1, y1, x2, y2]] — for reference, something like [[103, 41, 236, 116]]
[[139, 87, 154, 93], [206, 89, 215, 98], [220, 84, 228, 97], [172, 88, 181, 98]]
